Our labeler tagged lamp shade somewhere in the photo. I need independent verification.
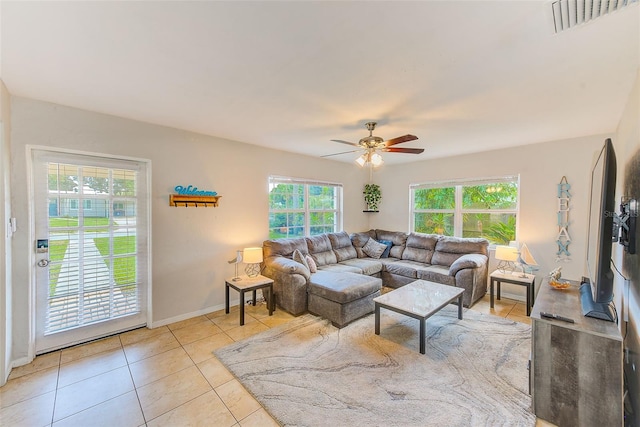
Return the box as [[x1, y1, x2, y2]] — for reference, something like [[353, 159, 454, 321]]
[[495, 245, 518, 262], [242, 247, 263, 264]]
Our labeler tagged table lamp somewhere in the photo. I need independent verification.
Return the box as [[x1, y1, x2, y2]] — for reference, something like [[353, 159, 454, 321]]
[[495, 245, 518, 273], [243, 247, 263, 277]]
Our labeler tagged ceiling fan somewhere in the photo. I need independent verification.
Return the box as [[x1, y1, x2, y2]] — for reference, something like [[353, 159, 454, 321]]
[[323, 122, 423, 167]]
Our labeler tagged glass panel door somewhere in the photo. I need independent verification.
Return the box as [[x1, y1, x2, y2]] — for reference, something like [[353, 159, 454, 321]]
[[32, 150, 149, 353]]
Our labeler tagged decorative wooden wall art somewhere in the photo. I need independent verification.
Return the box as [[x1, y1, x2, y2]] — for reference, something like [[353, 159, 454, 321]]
[[555, 176, 571, 261], [169, 185, 221, 207]]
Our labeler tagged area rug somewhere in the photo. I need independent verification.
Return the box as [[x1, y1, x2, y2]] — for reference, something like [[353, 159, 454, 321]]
[[215, 306, 535, 427]]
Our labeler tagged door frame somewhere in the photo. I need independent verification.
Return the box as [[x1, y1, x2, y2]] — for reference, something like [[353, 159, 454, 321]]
[[26, 145, 153, 358]]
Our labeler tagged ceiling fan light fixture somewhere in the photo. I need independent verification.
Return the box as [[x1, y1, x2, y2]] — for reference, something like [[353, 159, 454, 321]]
[[370, 152, 384, 167], [326, 121, 421, 165]]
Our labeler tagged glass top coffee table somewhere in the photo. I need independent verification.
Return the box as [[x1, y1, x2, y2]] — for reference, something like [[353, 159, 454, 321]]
[[374, 280, 464, 354]]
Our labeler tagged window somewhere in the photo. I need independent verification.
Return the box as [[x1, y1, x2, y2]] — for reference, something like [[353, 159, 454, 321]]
[[411, 176, 519, 245], [269, 176, 342, 238]]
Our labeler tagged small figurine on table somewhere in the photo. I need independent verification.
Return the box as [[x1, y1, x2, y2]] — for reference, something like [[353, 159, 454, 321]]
[[549, 266, 562, 280], [548, 267, 570, 289]]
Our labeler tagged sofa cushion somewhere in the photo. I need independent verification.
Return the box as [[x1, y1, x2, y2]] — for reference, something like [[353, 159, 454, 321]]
[[308, 271, 381, 304], [318, 264, 362, 274], [328, 231, 358, 262], [402, 233, 439, 264], [374, 229, 408, 258], [431, 236, 489, 267], [339, 258, 383, 276], [362, 238, 387, 259], [417, 265, 456, 286], [306, 234, 338, 266], [350, 231, 376, 258], [383, 260, 426, 279], [263, 237, 308, 259]]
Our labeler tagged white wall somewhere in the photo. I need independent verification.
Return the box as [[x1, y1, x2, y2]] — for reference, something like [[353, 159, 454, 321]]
[[9, 97, 369, 362], [0, 81, 12, 384], [371, 134, 610, 295]]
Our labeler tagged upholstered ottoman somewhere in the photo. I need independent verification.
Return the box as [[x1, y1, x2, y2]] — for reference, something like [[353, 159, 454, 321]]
[[308, 271, 382, 328]]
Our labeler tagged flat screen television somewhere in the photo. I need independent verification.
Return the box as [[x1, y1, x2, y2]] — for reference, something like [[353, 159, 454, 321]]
[[582, 138, 616, 322]]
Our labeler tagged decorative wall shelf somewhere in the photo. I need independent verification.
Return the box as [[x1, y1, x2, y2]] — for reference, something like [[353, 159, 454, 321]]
[[169, 194, 221, 207], [363, 210, 379, 213]]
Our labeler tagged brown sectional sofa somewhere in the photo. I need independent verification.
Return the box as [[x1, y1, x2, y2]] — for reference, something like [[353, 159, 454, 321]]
[[262, 229, 489, 325]]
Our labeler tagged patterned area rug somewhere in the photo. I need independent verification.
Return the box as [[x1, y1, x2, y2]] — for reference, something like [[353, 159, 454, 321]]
[[215, 306, 535, 427]]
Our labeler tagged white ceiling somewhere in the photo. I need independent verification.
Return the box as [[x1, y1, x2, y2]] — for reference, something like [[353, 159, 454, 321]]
[[1, 1, 639, 164]]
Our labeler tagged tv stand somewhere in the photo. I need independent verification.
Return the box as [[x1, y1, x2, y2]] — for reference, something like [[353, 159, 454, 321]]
[[531, 277, 622, 426], [579, 282, 616, 321]]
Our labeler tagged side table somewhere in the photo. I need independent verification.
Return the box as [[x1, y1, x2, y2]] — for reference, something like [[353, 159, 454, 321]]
[[489, 270, 536, 316], [225, 275, 275, 326]]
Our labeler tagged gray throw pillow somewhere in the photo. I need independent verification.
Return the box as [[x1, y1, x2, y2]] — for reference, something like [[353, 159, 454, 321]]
[[293, 249, 310, 271], [362, 238, 387, 259]]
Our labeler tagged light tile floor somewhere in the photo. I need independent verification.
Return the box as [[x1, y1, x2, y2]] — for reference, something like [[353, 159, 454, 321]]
[[1, 294, 554, 427]]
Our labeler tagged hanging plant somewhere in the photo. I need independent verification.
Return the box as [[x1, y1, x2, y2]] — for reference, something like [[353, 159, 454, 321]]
[[364, 184, 381, 211]]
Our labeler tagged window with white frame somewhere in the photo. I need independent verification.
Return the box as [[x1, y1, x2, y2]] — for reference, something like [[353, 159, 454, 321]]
[[410, 176, 519, 245], [269, 176, 342, 238]]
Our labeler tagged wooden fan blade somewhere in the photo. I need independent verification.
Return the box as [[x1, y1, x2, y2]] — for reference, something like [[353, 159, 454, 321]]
[[385, 134, 418, 147], [321, 149, 362, 158], [382, 147, 424, 154], [330, 139, 360, 147]]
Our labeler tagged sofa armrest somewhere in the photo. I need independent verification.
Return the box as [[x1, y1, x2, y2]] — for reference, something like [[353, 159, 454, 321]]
[[449, 254, 487, 276], [265, 256, 311, 280]]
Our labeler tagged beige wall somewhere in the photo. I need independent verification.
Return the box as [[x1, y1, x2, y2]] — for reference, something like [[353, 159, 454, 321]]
[[9, 97, 370, 361], [371, 134, 609, 288]]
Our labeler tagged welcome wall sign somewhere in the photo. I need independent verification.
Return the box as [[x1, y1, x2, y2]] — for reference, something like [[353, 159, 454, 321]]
[[169, 184, 221, 207], [556, 176, 571, 261]]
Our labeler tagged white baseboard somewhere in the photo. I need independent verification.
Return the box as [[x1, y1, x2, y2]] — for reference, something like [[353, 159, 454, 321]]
[[151, 294, 260, 328]]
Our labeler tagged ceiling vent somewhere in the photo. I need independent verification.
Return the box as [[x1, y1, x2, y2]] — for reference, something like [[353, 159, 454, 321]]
[[552, 0, 638, 33]]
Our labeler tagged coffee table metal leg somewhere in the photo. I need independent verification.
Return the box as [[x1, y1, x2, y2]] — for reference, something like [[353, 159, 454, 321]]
[[375, 303, 380, 335], [225, 284, 230, 314], [240, 290, 245, 326], [458, 295, 463, 319], [420, 319, 426, 354]]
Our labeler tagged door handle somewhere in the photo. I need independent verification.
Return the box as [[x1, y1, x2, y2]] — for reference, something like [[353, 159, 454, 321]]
[[37, 259, 50, 267]]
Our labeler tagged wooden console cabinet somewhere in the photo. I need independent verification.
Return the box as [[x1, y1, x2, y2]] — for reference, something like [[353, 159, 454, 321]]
[[530, 278, 623, 427]]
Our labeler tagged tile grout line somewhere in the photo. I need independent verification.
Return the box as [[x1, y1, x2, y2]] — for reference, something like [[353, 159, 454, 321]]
[[49, 350, 62, 426], [120, 334, 150, 426]]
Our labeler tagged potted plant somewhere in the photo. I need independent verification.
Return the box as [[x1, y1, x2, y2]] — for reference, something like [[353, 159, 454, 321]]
[[364, 184, 381, 211]]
